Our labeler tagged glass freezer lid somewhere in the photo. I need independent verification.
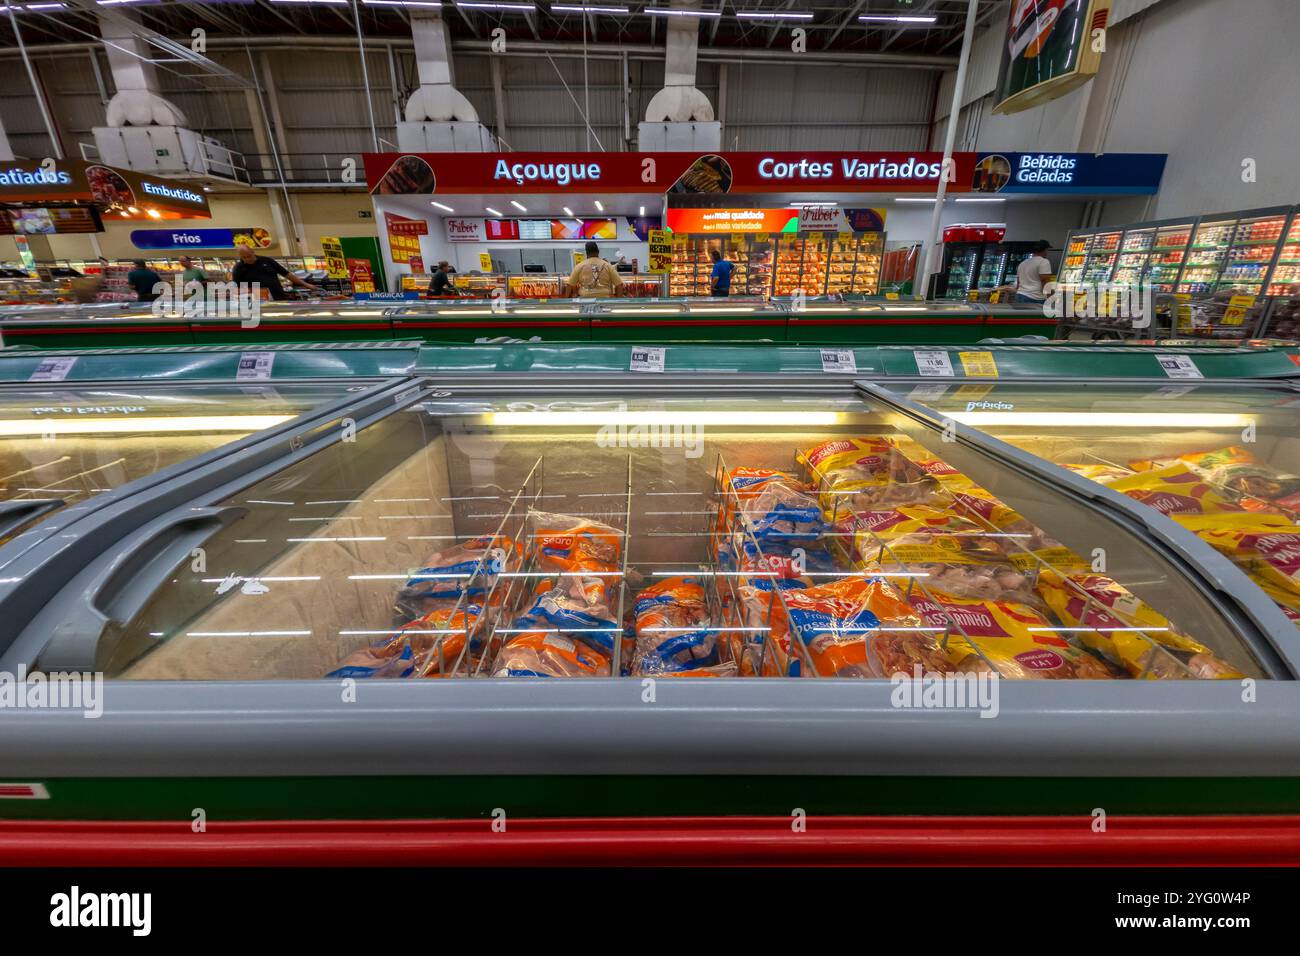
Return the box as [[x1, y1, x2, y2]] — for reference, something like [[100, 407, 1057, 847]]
[[74, 385, 1270, 683], [901, 380, 1300, 634], [0, 382, 358, 545]]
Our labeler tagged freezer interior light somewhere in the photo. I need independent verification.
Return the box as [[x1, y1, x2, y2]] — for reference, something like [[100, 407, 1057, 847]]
[[948, 412, 1255, 428], [487, 410, 842, 426], [0, 415, 295, 436]]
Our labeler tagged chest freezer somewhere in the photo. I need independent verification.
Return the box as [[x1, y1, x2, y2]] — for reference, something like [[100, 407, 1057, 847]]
[[0, 343, 1298, 865]]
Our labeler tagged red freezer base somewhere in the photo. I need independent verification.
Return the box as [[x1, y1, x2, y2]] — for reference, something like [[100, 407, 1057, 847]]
[[3, 816, 1300, 866]]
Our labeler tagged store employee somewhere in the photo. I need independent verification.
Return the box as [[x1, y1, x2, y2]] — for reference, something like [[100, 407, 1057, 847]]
[[1014, 240, 1055, 304], [566, 241, 624, 297], [231, 247, 320, 300], [426, 261, 459, 297], [709, 248, 734, 297]]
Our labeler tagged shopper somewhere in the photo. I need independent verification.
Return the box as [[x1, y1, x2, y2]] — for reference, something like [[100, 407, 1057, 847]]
[[178, 255, 208, 288], [1014, 240, 1054, 304], [566, 241, 624, 298], [231, 247, 321, 300], [709, 248, 734, 297], [426, 261, 459, 298], [126, 259, 163, 302]]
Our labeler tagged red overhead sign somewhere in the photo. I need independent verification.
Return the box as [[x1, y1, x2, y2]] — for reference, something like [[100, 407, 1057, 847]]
[[366, 151, 976, 196]]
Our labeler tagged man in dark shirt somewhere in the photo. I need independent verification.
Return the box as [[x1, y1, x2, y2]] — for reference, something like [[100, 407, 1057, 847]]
[[126, 259, 163, 302], [709, 248, 734, 297], [231, 247, 320, 300], [426, 260, 459, 297]]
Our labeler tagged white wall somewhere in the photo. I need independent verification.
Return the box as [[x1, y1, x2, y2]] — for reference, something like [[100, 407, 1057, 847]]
[[933, 0, 1300, 222]]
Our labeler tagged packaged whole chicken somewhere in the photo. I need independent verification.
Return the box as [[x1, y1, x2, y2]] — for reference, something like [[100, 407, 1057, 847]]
[[906, 594, 1119, 680], [719, 536, 839, 577], [395, 534, 518, 619], [719, 467, 826, 545], [631, 576, 723, 675], [1035, 568, 1244, 679], [797, 437, 939, 517], [492, 631, 611, 678], [528, 510, 623, 573]]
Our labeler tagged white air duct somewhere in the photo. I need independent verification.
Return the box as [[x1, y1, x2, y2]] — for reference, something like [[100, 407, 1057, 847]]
[[643, 5, 715, 123], [397, 11, 495, 152], [99, 11, 189, 128]]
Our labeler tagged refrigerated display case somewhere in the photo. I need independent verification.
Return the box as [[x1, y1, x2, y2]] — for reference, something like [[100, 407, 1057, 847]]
[[825, 233, 883, 296], [0, 341, 1298, 867], [1267, 215, 1300, 297]]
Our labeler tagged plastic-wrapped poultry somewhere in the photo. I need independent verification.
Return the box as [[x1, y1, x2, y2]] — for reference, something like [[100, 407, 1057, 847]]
[[631, 576, 723, 676]]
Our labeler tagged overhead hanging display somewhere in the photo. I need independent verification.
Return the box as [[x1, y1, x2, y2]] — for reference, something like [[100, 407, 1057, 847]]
[[992, 0, 1115, 115], [0, 159, 211, 220]]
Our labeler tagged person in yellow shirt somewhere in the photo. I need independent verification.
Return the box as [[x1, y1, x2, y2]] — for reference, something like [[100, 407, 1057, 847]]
[[566, 241, 625, 298]]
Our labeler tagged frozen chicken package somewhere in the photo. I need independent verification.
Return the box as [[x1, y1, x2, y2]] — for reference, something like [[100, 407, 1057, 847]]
[[492, 631, 611, 678], [1034, 568, 1244, 679], [719, 467, 827, 545], [798, 437, 940, 517], [326, 604, 484, 679], [631, 576, 725, 676], [395, 534, 519, 620]]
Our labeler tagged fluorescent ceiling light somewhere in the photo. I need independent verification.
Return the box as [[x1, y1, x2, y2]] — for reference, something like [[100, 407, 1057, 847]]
[[456, 1, 535, 10], [510, 199, 527, 212], [430, 200, 455, 212], [736, 10, 812, 19], [364, 0, 443, 6], [551, 3, 629, 12], [894, 197, 935, 202], [485, 206, 503, 216], [644, 6, 721, 16], [594, 200, 604, 211], [859, 14, 936, 23], [638, 205, 645, 216], [955, 197, 1006, 203], [562, 206, 574, 216], [268, 0, 346, 4], [792, 201, 837, 207]]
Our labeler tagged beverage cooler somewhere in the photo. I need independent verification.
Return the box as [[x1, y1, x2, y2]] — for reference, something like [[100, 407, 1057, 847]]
[[0, 340, 1298, 864], [933, 226, 1030, 300]]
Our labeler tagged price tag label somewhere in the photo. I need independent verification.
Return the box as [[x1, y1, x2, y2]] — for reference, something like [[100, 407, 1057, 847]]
[[1157, 354, 1203, 379], [819, 349, 858, 374], [958, 350, 999, 378], [914, 350, 954, 377], [884, 292, 900, 300], [1222, 294, 1256, 327], [629, 346, 666, 373], [28, 356, 77, 382], [236, 352, 276, 381]]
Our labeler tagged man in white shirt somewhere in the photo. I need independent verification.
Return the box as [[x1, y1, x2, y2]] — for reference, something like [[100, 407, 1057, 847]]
[[1014, 240, 1054, 303]]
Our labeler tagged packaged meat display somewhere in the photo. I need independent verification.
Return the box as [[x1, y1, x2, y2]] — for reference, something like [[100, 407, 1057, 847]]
[[326, 604, 484, 680], [907, 594, 1120, 680], [1178, 514, 1300, 615], [1035, 568, 1244, 679], [513, 575, 620, 651], [859, 531, 1042, 608], [492, 631, 611, 678], [631, 576, 722, 675]]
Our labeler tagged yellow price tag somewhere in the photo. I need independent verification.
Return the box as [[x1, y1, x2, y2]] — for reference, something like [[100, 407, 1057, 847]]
[[731, 233, 747, 245], [1222, 293, 1256, 326], [958, 350, 999, 378], [885, 292, 900, 300], [954, 384, 994, 400], [836, 232, 854, 242], [478, 252, 493, 272]]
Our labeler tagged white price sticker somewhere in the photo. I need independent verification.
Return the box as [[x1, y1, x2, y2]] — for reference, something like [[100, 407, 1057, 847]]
[[236, 352, 276, 381], [28, 356, 77, 382], [819, 349, 858, 374], [913, 350, 954, 377], [629, 346, 666, 373], [1157, 354, 1203, 379]]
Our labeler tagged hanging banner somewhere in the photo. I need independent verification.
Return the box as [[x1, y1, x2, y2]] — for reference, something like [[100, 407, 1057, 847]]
[[130, 227, 272, 250], [385, 212, 425, 266], [647, 229, 671, 273], [321, 236, 348, 279], [665, 208, 799, 234], [992, 0, 1114, 115]]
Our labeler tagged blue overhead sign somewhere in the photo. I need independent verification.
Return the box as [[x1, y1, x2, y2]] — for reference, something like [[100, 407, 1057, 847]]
[[131, 228, 237, 250], [972, 152, 1167, 195]]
